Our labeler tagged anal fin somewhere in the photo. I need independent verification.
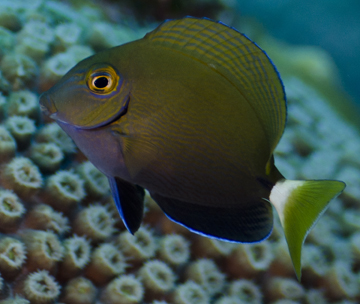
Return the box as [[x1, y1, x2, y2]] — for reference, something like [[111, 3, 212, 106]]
[[108, 176, 145, 234], [151, 193, 273, 243]]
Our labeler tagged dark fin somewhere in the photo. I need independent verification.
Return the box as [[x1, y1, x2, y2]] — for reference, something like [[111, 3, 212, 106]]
[[108, 177, 145, 234], [269, 179, 346, 280], [151, 193, 273, 243], [145, 17, 287, 152]]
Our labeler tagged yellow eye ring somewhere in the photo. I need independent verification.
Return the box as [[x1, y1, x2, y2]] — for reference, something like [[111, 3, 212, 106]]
[[87, 66, 119, 94]]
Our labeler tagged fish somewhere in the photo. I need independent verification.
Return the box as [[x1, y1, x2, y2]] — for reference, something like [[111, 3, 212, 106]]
[[39, 17, 345, 280]]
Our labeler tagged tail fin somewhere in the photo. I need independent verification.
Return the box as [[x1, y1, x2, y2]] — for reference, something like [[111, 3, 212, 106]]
[[269, 179, 345, 280]]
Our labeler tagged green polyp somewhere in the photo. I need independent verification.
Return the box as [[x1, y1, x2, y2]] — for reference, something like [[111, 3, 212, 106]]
[[174, 281, 209, 304], [60, 235, 91, 281], [0, 237, 26, 269], [0, 126, 16, 161], [5, 116, 36, 149], [92, 243, 127, 274], [15, 37, 48, 62], [45, 170, 85, 211], [121, 284, 134, 295], [0, 190, 24, 226], [19, 165, 37, 183], [1, 157, 43, 197], [54, 23, 82, 51], [30, 142, 64, 173], [23, 270, 60, 303], [0, 53, 37, 90], [26, 204, 70, 235], [7, 90, 39, 120], [7, 247, 16, 261], [101, 275, 144, 303], [77, 161, 109, 197], [159, 234, 190, 266], [117, 227, 157, 261], [36, 122, 76, 153], [3, 199, 12, 211], [186, 259, 225, 296], [22, 230, 63, 272], [17, 20, 54, 45], [228, 279, 262, 304], [73, 204, 114, 242], [62, 277, 96, 304], [45, 240, 55, 257], [67, 238, 91, 267], [41, 52, 77, 82]]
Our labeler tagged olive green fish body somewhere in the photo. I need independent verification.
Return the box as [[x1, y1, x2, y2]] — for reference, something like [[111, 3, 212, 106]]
[[40, 17, 346, 280], [112, 42, 273, 205]]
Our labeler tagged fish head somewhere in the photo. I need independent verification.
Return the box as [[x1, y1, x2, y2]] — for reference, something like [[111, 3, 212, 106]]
[[39, 52, 131, 130], [39, 49, 134, 179]]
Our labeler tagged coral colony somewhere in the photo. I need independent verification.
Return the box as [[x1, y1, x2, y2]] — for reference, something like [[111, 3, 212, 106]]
[[0, 1, 359, 304]]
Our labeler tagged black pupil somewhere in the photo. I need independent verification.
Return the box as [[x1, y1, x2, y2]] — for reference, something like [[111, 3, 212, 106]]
[[94, 76, 109, 89]]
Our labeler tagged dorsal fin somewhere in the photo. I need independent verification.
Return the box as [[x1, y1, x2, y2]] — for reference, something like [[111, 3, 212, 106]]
[[145, 17, 287, 152]]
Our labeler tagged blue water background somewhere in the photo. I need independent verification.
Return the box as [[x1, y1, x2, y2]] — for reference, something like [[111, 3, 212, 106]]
[[235, 0, 360, 105]]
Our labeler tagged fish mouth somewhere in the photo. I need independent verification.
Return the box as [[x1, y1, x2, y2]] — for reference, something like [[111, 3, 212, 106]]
[[39, 93, 57, 117]]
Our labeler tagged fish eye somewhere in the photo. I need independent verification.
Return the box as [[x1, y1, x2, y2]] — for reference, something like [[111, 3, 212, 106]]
[[87, 66, 119, 94], [93, 75, 110, 89]]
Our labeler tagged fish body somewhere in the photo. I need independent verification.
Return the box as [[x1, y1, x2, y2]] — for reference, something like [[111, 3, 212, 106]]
[[40, 17, 345, 279]]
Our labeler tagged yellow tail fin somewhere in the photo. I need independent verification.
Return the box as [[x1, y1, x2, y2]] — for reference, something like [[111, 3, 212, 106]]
[[269, 179, 345, 280]]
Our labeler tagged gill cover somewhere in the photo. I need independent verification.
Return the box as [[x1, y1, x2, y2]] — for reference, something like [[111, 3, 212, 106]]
[[43, 61, 130, 129]]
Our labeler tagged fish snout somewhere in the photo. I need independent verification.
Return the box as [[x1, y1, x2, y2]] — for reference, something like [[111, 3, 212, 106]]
[[39, 93, 57, 118]]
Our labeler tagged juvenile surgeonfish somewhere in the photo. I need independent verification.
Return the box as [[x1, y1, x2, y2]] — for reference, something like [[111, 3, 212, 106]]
[[39, 17, 345, 280]]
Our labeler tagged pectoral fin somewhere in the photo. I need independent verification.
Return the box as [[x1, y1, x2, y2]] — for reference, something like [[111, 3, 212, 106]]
[[121, 135, 159, 179], [108, 176, 145, 234], [151, 192, 273, 243], [269, 179, 345, 280]]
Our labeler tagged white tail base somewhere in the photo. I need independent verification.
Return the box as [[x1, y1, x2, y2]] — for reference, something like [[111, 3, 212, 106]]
[[269, 180, 305, 224]]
